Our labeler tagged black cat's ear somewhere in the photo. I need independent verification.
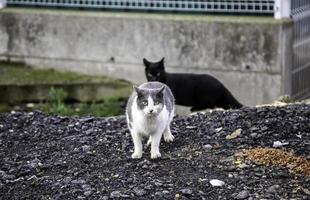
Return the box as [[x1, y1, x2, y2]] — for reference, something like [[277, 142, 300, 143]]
[[160, 57, 165, 64], [143, 58, 150, 68], [159, 57, 165, 69]]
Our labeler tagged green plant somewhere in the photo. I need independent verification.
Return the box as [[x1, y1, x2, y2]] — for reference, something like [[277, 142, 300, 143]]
[[0, 103, 10, 113], [40, 87, 125, 117], [47, 87, 70, 115], [90, 97, 124, 117]]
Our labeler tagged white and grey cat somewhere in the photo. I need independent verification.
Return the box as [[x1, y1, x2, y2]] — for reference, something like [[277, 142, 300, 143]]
[[126, 81, 175, 159]]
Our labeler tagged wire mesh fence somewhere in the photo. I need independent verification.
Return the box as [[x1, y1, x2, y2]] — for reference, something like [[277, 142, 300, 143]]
[[291, 0, 310, 99], [7, 0, 275, 14]]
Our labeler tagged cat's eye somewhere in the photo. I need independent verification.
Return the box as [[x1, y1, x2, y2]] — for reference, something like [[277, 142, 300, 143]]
[[154, 101, 160, 105], [148, 73, 153, 77], [156, 73, 160, 76], [142, 101, 148, 106]]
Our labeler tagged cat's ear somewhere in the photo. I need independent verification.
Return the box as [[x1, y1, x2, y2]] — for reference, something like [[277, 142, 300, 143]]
[[133, 85, 142, 97], [159, 85, 165, 93], [143, 58, 150, 68], [133, 85, 140, 93], [157, 86, 165, 97], [160, 57, 165, 64], [159, 57, 165, 69]]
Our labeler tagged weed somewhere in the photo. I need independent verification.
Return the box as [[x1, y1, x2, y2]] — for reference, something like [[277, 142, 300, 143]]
[[39, 87, 125, 117]]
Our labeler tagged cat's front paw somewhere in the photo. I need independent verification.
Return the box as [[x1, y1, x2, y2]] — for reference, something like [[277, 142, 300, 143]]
[[131, 152, 142, 159], [151, 151, 161, 159], [164, 134, 175, 143]]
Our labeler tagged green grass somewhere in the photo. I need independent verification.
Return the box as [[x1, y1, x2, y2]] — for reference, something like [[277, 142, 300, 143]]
[[0, 61, 129, 88], [0, 87, 126, 117], [0, 62, 130, 117], [39, 87, 125, 117]]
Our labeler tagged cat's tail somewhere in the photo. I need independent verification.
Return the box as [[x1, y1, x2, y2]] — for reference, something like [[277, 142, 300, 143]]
[[220, 89, 243, 109]]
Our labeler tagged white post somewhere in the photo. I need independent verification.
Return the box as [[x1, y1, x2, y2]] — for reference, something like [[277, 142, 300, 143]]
[[274, 0, 291, 19]]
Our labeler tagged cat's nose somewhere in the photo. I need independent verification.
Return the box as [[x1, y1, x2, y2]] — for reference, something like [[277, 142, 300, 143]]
[[149, 109, 154, 113]]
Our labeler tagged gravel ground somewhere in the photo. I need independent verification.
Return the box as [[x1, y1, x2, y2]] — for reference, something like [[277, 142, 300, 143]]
[[0, 104, 309, 200]]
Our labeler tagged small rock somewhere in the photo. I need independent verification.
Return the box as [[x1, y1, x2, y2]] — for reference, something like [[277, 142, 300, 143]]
[[215, 127, 223, 132], [300, 187, 310, 195], [120, 194, 130, 198], [99, 196, 109, 200], [80, 117, 94, 123], [81, 184, 92, 191], [71, 179, 86, 184], [210, 179, 225, 187], [203, 144, 212, 149], [226, 128, 242, 139], [81, 145, 91, 152], [144, 185, 152, 190], [154, 191, 163, 198], [85, 128, 93, 135], [199, 178, 208, 182], [273, 141, 289, 148], [162, 190, 169, 195], [234, 190, 249, 199], [0, 170, 16, 181], [267, 185, 280, 194], [237, 163, 249, 169], [27, 175, 38, 181], [154, 181, 163, 186], [133, 187, 146, 196], [180, 188, 192, 195], [250, 133, 258, 138], [110, 191, 121, 198], [28, 158, 42, 169], [63, 177, 72, 183], [84, 191, 92, 196]]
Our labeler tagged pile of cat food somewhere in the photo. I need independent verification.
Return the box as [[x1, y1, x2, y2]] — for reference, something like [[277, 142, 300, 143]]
[[0, 104, 309, 199]]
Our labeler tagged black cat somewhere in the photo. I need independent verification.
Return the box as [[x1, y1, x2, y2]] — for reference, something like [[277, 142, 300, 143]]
[[143, 58, 243, 111]]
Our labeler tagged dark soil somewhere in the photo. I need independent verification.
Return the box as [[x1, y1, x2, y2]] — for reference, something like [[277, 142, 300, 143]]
[[0, 104, 309, 200]]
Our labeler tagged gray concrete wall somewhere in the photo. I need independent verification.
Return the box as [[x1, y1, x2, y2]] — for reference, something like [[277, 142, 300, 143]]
[[0, 8, 293, 106]]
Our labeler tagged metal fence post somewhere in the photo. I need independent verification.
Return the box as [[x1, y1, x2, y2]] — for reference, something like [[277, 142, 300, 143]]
[[274, 0, 291, 19], [0, 0, 7, 8]]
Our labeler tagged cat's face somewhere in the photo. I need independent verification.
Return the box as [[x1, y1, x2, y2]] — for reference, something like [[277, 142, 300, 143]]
[[134, 86, 165, 116], [143, 58, 166, 82]]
